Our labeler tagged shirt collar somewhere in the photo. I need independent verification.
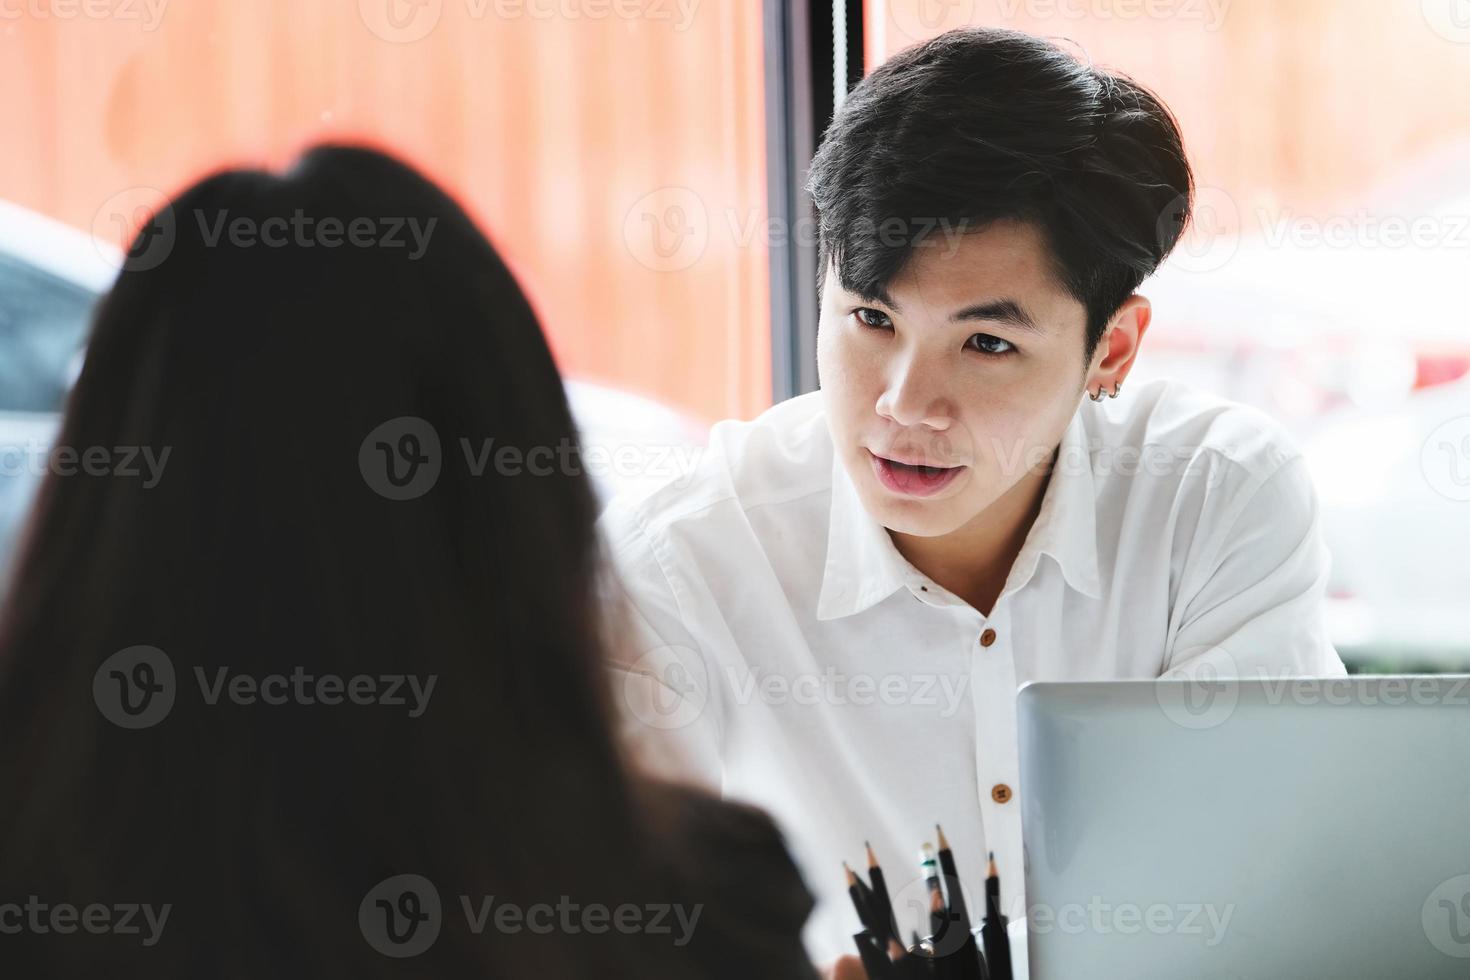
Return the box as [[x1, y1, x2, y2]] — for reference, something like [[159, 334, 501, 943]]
[[815, 406, 1102, 621]]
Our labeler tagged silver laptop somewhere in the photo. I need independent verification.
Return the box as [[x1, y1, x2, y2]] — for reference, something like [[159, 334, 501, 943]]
[[1018, 676, 1470, 980]]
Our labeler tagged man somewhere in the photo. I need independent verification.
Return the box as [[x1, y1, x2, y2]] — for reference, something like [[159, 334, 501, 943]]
[[599, 26, 1346, 970]]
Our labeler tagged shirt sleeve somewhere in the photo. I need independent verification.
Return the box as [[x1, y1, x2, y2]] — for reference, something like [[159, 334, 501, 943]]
[[595, 504, 726, 791], [1164, 454, 1348, 679]]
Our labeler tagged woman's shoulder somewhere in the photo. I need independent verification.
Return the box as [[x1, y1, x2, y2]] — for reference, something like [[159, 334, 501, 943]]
[[634, 778, 819, 979], [641, 776, 791, 848]]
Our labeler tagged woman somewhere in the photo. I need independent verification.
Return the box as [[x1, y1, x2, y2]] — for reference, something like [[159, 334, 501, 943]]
[[0, 146, 817, 978]]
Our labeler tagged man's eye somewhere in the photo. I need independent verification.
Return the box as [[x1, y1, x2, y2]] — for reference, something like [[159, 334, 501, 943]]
[[854, 308, 892, 330], [966, 333, 1016, 356]]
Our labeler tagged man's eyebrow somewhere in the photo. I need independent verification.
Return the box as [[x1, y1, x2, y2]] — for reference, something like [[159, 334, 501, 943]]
[[850, 288, 1044, 336], [853, 285, 896, 309], [950, 298, 1044, 335]]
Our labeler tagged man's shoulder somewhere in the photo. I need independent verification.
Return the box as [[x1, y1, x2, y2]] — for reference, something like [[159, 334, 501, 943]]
[[599, 390, 834, 554], [1087, 376, 1304, 487]]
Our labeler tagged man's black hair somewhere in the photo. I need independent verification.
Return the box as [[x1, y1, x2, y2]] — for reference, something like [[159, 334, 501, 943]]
[[806, 27, 1195, 367]]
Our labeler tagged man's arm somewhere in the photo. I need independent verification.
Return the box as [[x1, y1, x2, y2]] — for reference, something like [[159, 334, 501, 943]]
[[1165, 453, 1347, 679]]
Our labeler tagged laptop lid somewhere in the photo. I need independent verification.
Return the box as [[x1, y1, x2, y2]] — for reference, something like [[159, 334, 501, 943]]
[[1018, 676, 1470, 980]]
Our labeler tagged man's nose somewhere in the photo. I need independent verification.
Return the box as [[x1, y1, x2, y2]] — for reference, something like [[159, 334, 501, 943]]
[[875, 356, 953, 430]]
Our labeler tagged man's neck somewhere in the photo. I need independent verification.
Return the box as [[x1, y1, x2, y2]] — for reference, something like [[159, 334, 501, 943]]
[[888, 449, 1057, 617]]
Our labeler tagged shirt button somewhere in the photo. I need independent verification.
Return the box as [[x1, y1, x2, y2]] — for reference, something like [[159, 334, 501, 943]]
[[992, 783, 1013, 804], [979, 628, 997, 647]]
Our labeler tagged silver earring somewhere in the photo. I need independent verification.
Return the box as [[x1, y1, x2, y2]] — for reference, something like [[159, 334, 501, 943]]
[[1089, 381, 1122, 401]]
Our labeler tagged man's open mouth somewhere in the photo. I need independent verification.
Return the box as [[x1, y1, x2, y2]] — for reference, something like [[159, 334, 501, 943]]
[[867, 450, 966, 498]]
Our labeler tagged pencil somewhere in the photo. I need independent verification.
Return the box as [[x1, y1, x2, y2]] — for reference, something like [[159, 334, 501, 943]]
[[936, 824, 986, 979], [854, 929, 898, 980], [981, 851, 1013, 980], [920, 843, 946, 943], [866, 841, 901, 946], [892, 936, 930, 980], [845, 862, 877, 936], [935, 825, 970, 929]]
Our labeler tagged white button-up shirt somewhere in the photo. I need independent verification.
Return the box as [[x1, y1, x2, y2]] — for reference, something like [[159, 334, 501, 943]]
[[598, 377, 1346, 969]]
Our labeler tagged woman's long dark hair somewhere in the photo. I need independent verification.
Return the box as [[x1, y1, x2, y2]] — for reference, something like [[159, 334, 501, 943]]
[[0, 146, 723, 977]]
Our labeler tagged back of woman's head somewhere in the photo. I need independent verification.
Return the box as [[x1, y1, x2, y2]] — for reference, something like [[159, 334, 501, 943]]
[[0, 146, 669, 976]]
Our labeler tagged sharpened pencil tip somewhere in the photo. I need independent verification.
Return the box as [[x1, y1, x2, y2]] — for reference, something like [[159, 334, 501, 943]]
[[936, 823, 950, 850]]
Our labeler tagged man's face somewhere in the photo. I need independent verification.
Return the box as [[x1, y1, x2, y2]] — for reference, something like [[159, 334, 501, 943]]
[[817, 219, 1092, 538]]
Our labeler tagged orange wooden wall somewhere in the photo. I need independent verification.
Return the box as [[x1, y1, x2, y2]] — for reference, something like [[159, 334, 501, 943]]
[[2, 0, 772, 425], [869, 0, 1470, 223]]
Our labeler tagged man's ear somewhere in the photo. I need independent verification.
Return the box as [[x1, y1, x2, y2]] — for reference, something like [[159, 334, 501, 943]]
[[1088, 295, 1152, 391]]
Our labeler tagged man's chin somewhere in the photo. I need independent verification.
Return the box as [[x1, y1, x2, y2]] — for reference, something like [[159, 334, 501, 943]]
[[861, 494, 969, 538]]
